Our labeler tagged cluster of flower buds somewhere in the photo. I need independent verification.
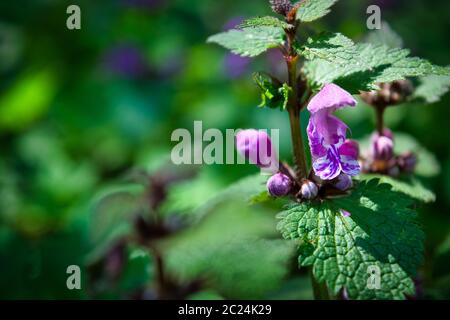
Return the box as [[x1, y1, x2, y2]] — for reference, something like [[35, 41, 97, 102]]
[[269, 0, 293, 16], [236, 128, 356, 201], [360, 128, 417, 176], [360, 80, 414, 107]]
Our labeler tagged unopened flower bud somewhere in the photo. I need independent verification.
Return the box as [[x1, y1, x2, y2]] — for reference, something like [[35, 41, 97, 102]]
[[334, 174, 353, 191], [371, 135, 394, 161], [236, 129, 278, 173], [398, 152, 417, 173], [269, 0, 293, 16], [267, 173, 292, 197], [300, 180, 319, 200]]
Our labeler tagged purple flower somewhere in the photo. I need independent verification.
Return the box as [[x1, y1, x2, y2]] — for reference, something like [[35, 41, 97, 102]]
[[307, 84, 361, 180], [103, 44, 148, 78], [267, 173, 292, 197], [224, 53, 251, 79], [235, 129, 278, 173]]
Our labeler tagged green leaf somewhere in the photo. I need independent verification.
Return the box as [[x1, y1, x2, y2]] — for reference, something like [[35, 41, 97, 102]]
[[413, 74, 450, 103], [358, 174, 435, 203], [364, 21, 403, 48], [296, 0, 338, 22], [207, 26, 285, 57], [277, 179, 424, 300], [300, 32, 358, 65], [304, 43, 450, 93], [238, 16, 293, 30]]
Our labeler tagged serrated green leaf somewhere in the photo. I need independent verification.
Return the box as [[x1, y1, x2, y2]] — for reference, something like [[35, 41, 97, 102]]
[[238, 16, 293, 30], [304, 43, 450, 93], [364, 21, 403, 48], [358, 174, 435, 203], [207, 26, 285, 57], [296, 0, 338, 22], [300, 32, 359, 65], [277, 179, 424, 300], [413, 74, 450, 103]]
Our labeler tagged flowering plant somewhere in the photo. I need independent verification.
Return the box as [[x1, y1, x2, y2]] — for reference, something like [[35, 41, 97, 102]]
[[207, 0, 450, 299]]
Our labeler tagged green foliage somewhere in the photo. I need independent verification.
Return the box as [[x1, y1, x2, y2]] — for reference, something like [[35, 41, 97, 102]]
[[303, 43, 450, 93], [165, 201, 295, 299], [300, 32, 357, 65], [117, 245, 154, 293], [414, 74, 450, 103], [296, 0, 338, 23], [87, 184, 145, 263], [277, 179, 424, 299], [207, 26, 285, 57], [238, 16, 293, 30], [358, 174, 435, 203], [253, 72, 291, 110], [193, 174, 270, 219], [0, 69, 57, 131]]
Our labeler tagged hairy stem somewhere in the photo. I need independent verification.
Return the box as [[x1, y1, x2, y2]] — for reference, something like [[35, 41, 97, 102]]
[[285, 28, 308, 181], [375, 106, 386, 136]]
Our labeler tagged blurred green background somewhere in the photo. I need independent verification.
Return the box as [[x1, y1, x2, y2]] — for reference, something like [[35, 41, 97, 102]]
[[0, 0, 449, 299]]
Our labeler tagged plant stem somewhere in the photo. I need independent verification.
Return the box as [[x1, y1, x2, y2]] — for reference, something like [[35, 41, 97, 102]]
[[285, 28, 308, 181], [375, 105, 386, 136]]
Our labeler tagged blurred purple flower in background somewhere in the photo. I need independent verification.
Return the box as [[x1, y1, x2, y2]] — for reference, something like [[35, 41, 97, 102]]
[[222, 17, 251, 79], [224, 53, 251, 79], [102, 44, 149, 78]]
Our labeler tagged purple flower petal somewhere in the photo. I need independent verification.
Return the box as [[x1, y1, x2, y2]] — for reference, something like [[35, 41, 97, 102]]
[[340, 156, 361, 176], [307, 119, 327, 161], [307, 83, 357, 114], [339, 139, 359, 159], [313, 146, 342, 180]]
